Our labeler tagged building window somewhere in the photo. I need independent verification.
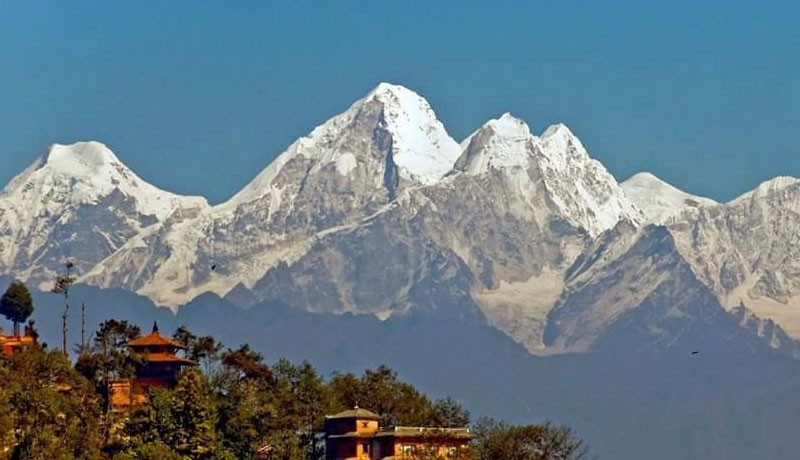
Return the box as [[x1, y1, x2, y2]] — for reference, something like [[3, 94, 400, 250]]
[[362, 442, 370, 455], [447, 446, 458, 457], [402, 445, 415, 456]]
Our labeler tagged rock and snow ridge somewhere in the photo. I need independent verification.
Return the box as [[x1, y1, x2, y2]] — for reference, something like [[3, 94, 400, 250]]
[[3, 82, 800, 358], [536, 123, 643, 236], [456, 112, 535, 174], [0, 141, 209, 287], [455, 113, 641, 237], [729, 176, 800, 205], [2, 141, 208, 220], [225, 82, 461, 208], [621, 172, 718, 224]]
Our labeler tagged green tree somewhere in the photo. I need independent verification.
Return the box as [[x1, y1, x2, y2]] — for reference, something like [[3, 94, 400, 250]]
[[0, 281, 33, 336], [0, 346, 103, 459], [122, 369, 226, 459], [431, 397, 471, 428], [214, 345, 279, 459], [471, 417, 588, 460], [75, 319, 142, 415], [271, 359, 329, 460], [221, 344, 274, 383], [173, 325, 223, 374]]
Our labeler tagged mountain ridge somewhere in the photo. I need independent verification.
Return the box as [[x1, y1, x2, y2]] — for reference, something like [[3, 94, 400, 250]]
[[2, 82, 800, 359]]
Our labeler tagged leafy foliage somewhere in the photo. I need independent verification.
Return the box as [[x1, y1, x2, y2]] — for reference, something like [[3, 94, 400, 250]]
[[0, 322, 588, 460], [0, 346, 103, 459], [471, 417, 587, 460], [0, 281, 33, 336], [75, 319, 143, 413]]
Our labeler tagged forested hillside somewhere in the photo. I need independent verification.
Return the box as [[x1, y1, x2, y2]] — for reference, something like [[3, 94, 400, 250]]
[[0, 316, 585, 460]]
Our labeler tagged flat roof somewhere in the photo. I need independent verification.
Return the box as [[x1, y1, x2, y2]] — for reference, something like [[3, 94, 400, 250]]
[[375, 427, 472, 439]]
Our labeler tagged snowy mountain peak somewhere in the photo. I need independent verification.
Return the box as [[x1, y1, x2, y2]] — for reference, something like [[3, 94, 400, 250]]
[[534, 124, 642, 235], [731, 176, 800, 204], [229, 83, 460, 206], [2, 141, 208, 221], [361, 82, 461, 184], [540, 123, 587, 161], [455, 113, 535, 175], [621, 172, 717, 224], [42, 141, 121, 172], [486, 112, 532, 139], [366, 82, 422, 102]]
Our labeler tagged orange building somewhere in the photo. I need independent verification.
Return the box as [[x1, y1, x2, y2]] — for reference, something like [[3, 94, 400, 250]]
[[0, 334, 35, 356], [111, 322, 196, 412], [325, 407, 471, 460]]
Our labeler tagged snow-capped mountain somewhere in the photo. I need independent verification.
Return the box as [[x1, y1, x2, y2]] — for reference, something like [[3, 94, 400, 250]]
[[0, 141, 208, 289], [1, 83, 798, 358], [667, 176, 800, 339], [621, 172, 718, 224], [537, 124, 643, 235], [83, 83, 464, 306]]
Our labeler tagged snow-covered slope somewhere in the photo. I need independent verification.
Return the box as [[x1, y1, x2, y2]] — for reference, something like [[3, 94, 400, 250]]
[[621, 172, 718, 224], [537, 124, 642, 235], [455, 113, 535, 174], [225, 82, 460, 207], [667, 176, 800, 339], [3, 83, 799, 359], [83, 83, 463, 306], [728, 176, 800, 205], [0, 141, 208, 288], [456, 114, 640, 237]]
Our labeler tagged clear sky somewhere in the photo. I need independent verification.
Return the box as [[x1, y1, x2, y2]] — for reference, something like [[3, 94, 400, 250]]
[[1, 0, 798, 204]]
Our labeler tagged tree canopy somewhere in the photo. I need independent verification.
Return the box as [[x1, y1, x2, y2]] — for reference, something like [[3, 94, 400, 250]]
[[0, 321, 588, 460], [0, 281, 34, 336]]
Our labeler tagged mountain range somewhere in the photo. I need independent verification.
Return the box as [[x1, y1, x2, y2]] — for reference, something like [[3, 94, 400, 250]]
[[4, 82, 800, 459], [2, 83, 798, 357]]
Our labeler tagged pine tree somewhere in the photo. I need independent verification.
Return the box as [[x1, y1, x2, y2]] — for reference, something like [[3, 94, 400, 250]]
[[0, 281, 34, 336]]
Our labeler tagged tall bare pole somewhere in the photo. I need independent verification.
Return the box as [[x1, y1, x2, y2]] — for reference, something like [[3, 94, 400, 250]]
[[52, 260, 75, 358], [80, 301, 87, 352]]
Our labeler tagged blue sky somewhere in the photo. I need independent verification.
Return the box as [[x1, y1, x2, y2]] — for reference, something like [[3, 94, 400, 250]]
[[1, 1, 798, 203]]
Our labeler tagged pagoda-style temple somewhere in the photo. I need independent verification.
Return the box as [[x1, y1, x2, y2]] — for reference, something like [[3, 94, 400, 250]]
[[111, 322, 197, 412], [127, 321, 197, 389]]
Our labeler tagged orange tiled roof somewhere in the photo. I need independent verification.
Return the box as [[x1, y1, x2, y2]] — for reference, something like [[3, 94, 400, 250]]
[[128, 332, 187, 349], [141, 352, 197, 365], [0, 334, 35, 346]]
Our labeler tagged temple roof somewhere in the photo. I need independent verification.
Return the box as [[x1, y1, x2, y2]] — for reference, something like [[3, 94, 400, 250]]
[[128, 322, 187, 349], [141, 352, 197, 365], [326, 406, 381, 420]]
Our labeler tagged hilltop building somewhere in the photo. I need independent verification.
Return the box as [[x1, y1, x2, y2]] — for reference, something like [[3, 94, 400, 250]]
[[0, 333, 35, 356], [325, 407, 471, 460], [111, 322, 196, 412]]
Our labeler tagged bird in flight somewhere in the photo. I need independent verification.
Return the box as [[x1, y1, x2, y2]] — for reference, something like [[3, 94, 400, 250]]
[[691, 351, 699, 355]]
